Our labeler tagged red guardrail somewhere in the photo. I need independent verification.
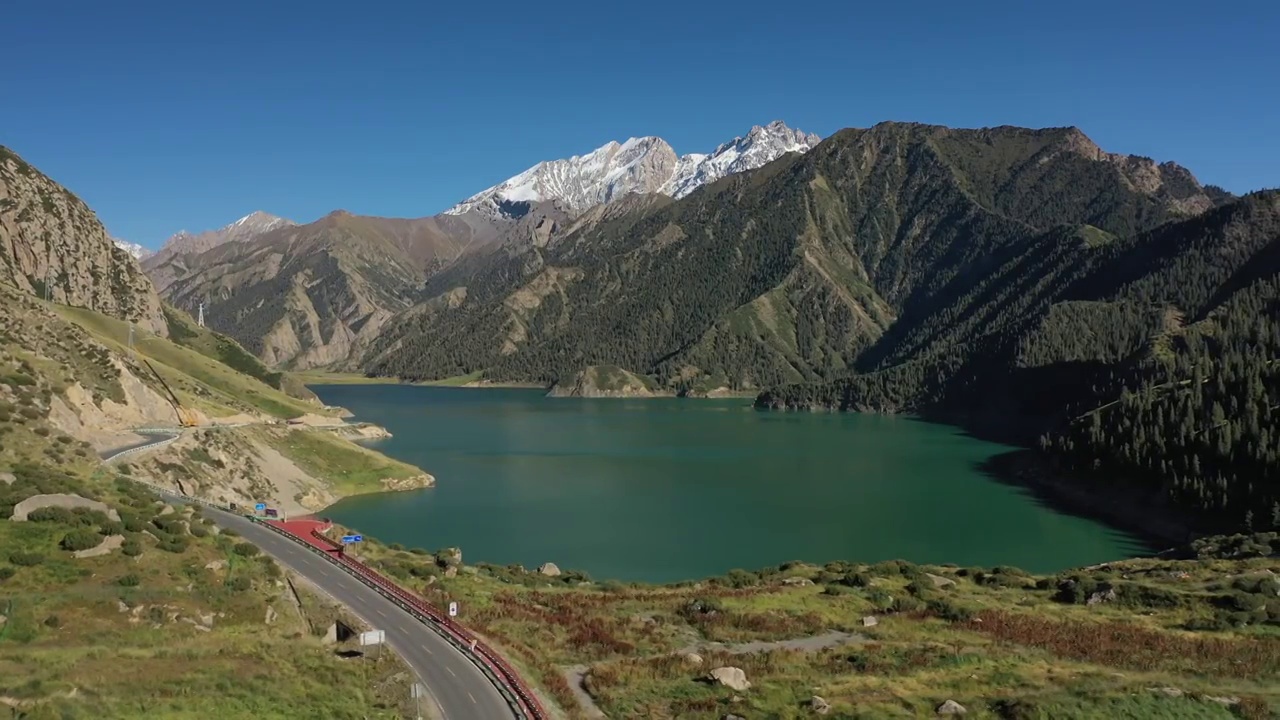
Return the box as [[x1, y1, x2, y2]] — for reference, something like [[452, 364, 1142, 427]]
[[279, 524, 547, 719]]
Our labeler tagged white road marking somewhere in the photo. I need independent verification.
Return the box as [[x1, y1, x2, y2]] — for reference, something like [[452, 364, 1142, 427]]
[[447, 667, 458, 679]]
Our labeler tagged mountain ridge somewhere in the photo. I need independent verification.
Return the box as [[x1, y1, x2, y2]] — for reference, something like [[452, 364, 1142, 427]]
[[444, 120, 821, 220]]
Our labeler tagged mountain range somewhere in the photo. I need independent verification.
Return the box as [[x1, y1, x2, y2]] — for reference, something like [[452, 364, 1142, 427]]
[[42, 118, 1275, 538], [445, 120, 821, 219], [146, 121, 823, 368]]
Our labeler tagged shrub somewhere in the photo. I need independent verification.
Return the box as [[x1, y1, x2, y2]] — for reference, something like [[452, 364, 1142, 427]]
[[891, 595, 925, 614], [26, 506, 73, 524], [232, 542, 260, 558], [60, 529, 102, 552], [157, 538, 188, 554], [99, 521, 125, 536], [121, 540, 142, 557], [188, 524, 208, 538], [9, 552, 44, 567], [0, 566, 15, 580], [840, 572, 872, 587], [33, 427, 50, 437], [822, 584, 857, 597], [43, 615, 61, 628], [117, 573, 140, 587], [227, 576, 252, 592]]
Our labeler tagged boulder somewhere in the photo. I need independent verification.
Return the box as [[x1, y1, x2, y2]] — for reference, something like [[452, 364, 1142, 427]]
[[707, 667, 751, 692], [264, 606, 278, 625], [862, 616, 879, 627], [158, 504, 175, 516], [538, 562, 562, 577], [0, 472, 15, 485], [809, 695, 831, 714], [936, 699, 967, 715], [926, 573, 957, 589], [1087, 588, 1118, 605], [204, 560, 227, 572], [682, 653, 704, 666], [444, 566, 458, 579], [11, 493, 121, 522], [73, 534, 125, 559], [782, 577, 813, 586]]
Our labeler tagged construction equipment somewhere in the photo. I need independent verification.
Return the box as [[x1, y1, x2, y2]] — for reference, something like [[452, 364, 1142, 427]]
[[140, 358, 199, 428]]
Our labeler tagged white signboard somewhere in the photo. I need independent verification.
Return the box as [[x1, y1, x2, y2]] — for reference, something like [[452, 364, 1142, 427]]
[[448, 601, 458, 617], [358, 629, 385, 647], [411, 683, 427, 699]]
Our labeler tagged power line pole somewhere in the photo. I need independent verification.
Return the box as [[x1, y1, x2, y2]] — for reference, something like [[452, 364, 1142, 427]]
[[197, 302, 205, 328], [128, 323, 135, 352]]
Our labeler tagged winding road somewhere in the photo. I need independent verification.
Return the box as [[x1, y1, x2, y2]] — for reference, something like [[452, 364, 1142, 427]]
[[99, 431, 517, 719], [201, 504, 514, 720]]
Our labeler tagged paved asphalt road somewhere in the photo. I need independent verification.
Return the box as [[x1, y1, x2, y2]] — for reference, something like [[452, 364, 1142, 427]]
[[97, 432, 178, 461], [195, 501, 516, 719]]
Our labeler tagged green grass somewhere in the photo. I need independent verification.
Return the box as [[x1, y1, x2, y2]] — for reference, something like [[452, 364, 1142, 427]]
[[294, 370, 405, 386], [52, 304, 324, 420], [323, 529, 1280, 720], [0, 464, 416, 718], [262, 428, 425, 496], [422, 371, 485, 386]]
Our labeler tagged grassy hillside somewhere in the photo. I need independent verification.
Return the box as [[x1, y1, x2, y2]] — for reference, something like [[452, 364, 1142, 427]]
[[0, 464, 417, 718], [336, 527, 1280, 719], [53, 303, 325, 420]]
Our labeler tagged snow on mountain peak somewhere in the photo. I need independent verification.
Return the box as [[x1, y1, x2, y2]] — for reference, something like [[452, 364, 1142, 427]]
[[111, 237, 152, 260], [444, 121, 821, 218]]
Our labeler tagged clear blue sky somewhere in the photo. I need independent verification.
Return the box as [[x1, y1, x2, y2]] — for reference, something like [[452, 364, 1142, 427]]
[[4, 0, 1277, 248]]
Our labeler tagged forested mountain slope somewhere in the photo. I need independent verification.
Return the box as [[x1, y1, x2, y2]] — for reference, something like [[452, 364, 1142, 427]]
[[363, 123, 1228, 389], [760, 190, 1280, 534]]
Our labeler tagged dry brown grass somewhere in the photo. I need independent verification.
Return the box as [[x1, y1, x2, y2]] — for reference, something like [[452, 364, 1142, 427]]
[[961, 610, 1280, 679]]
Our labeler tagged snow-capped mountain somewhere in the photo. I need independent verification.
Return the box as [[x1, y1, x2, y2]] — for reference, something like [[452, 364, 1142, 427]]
[[111, 237, 152, 260], [445, 121, 821, 219], [150, 211, 296, 261]]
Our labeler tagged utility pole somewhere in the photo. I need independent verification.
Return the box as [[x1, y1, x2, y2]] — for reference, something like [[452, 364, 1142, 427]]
[[197, 302, 205, 328], [127, 323, 135, 352]]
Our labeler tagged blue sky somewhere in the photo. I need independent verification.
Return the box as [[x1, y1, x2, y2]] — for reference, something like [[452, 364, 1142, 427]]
[[4, 0, 1277, 248]]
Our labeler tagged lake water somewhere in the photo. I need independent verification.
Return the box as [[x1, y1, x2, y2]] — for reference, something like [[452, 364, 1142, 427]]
[[313, 385, 1143, 583]]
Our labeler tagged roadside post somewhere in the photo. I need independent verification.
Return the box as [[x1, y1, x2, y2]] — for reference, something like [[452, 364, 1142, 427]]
[[340, 533, 363, 558], [411, 682, 427, 720]]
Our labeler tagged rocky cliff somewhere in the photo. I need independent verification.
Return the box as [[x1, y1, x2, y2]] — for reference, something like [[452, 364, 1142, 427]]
[[0, 146, 167, 336]]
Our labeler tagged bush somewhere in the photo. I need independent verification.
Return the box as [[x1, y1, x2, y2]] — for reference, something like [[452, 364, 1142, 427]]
[[117, 573, 141, 587], [33, 427, 50, 437], [121, 540, 142, 557], [0, 566, 15, 580], [99, 521, 125, 536], [891, 595, 925, 614], [157, 538, 188, 554], [232, 542, 260, 558], [839, 572, 872, 587], [822, 584, 857, 597], [26, 506, 74, 524], [226, 576, 252, 592], [43, 615, 61, 628], [121, 514, 146, 533], [9, 552, 44, 567], [188, 524, 208, 538], [60, 529, 102, 552]]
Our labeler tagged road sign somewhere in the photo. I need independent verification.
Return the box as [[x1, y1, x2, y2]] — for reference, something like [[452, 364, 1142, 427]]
[[358, 629, 385, 646], [411, 683, 427, 699], [448, 601, 458, 617], [341, 534, 363, 544], [264, 508, 278, 518], [254, 502, 266, 513]]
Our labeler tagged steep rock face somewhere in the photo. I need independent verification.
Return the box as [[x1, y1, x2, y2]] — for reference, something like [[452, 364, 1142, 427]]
[[154, 210, 503, 370], [0, 146, 167, 336], [365, 122, 1229, 390], [143, 211, 297, 293], [111, 238, 152, 260], [445, 121, 820, 220]]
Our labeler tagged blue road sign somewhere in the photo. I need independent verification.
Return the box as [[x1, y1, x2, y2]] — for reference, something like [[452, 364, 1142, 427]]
[[254, 503, 266, 512], [341, 534, 363, 544]]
